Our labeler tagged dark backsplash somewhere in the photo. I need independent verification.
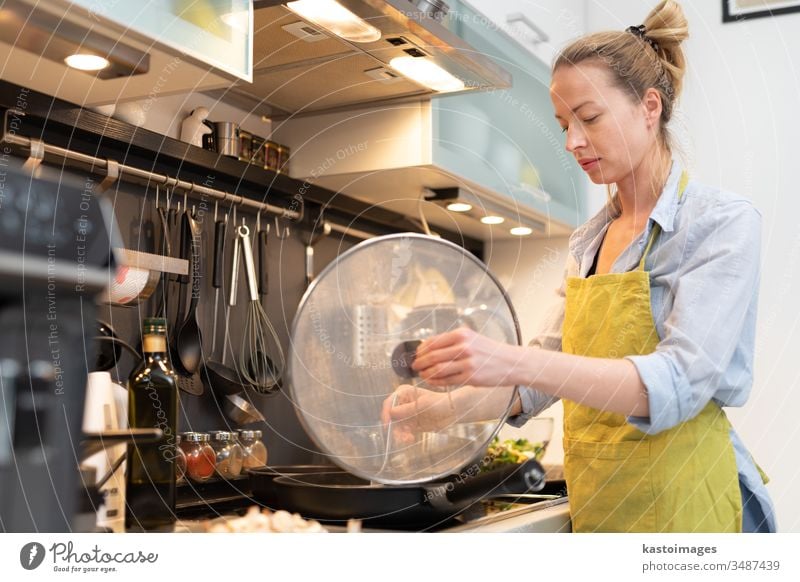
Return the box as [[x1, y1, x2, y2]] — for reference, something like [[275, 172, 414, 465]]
[[97, 180, 354, 465]]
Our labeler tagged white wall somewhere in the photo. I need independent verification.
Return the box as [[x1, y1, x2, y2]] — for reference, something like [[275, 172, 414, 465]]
[[100, 93, 272, 143], [488, 0, 800, 531], [487, 237, 570, 468]]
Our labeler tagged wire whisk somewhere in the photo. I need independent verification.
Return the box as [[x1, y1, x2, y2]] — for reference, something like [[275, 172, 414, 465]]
[[236, 225, 285, 393]]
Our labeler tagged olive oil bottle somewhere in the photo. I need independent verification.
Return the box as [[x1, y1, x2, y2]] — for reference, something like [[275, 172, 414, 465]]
[[125, 318, 179, 530]]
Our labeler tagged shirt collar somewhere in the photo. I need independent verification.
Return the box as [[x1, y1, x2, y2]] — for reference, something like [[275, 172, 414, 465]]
[[570, 157, 685, 258], [648, 157, 684, 234]]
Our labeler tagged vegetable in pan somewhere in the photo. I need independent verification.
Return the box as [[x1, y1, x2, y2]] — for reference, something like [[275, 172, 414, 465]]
[[482, 437, 546, 472]]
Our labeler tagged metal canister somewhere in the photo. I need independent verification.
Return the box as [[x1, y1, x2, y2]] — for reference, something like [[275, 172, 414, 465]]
[[213, 122, 240, 158]]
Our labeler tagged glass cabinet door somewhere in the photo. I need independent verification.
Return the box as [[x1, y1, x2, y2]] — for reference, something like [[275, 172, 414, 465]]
[[434, 0, 586, 227], [68, 0, 253, 82]]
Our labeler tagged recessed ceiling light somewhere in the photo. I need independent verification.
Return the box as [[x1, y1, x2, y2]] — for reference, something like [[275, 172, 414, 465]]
[[64, 53, 110, 71], [446, 202, 472, 213], [510, 226, 533, 236], [480, 215, 505, 225]]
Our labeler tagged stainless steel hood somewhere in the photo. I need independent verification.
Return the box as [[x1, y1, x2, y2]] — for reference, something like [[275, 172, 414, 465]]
[[206, 0, 512, 118]]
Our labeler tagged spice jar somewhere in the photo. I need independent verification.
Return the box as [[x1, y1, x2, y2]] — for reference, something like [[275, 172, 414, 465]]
[[265, 141, 280, 172], [239, 429, 268, 469], [180, 432, 216, 482], [175, 434, 187, 483], [208, 431, 244, 478], [277, 143, 290, 174]]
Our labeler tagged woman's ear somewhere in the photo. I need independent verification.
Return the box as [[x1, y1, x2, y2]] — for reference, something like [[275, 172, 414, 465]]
[[642, 88, 663, 128]]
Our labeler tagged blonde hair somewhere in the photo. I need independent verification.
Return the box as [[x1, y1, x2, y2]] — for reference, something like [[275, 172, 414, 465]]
[[553, 1, 689, 212]]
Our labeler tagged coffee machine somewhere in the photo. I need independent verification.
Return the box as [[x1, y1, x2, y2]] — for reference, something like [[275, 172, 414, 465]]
[[0, 156, 116, 531]]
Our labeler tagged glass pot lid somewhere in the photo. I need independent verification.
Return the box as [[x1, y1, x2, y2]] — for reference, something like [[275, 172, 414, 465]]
[[288, 233, 521, 485]]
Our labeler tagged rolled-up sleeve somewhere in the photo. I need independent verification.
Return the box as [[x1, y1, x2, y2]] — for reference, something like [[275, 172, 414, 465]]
[[506, 259, 570, 427], [626, 201, 762, 434]]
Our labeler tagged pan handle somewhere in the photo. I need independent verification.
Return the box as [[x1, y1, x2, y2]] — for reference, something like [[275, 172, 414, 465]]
[[434, 459, 547, 509]]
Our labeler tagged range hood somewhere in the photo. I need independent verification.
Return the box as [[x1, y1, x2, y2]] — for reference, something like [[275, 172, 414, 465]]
[[206, 0, 512, 117]]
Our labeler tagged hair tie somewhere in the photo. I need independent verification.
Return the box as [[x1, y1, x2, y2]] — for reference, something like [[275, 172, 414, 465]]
[[626, 24, 660, 52]]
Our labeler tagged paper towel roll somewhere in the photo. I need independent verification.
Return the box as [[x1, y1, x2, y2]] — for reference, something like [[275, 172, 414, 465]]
[[100, 265, 159, 306]]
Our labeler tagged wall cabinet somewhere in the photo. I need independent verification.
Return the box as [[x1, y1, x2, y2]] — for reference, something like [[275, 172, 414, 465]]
[[462, 0, 586, 65], [1, 0, 253, 107], [435, 0, 588, 226]]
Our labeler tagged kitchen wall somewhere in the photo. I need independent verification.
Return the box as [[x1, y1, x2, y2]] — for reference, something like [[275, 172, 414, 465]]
[[487, 236, 570, 467], [487, 0, 800, 531]]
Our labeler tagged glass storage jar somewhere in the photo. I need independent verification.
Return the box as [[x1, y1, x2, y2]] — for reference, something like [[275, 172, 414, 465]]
[[239, 429, 268, 469], [208, 431, 244, 478], [175, 434, 187, 483], [180, 432, 216, 482]]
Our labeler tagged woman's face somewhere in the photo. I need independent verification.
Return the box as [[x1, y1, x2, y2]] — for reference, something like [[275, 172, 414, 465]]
[[550, 61, 655, 184]]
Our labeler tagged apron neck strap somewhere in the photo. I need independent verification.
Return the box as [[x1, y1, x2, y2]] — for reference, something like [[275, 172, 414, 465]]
[[637, 170, 689, 270]]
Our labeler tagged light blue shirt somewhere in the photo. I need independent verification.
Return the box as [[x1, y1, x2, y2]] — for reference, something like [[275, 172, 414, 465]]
[[508, 158, 777, 531]]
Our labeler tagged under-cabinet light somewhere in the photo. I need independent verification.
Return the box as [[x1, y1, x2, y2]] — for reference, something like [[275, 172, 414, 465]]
[[480, 215, 505, 225], [446, 202, 473, 213], [425, 187, 545, 235], [64, 53, 110, 71], [286, 0, 381, 43], [1, 0, 149, 79], [510, 226, 533, 236], [389, 56, 465, 93]]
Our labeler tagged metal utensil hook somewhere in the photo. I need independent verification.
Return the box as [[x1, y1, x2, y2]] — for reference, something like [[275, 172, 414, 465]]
[[307, 220, 332, 247], [305, 220, 331, 287], [274, 216, 290, 240], [163, 185, 174, 211]]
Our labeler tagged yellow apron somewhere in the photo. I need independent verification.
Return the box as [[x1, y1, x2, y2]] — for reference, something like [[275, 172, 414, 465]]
[[561, 172, 743, 532]]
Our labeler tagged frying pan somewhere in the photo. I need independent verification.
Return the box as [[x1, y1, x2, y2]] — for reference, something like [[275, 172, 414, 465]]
[[265, 458, 546, 529], [247, 464, 342, 507]]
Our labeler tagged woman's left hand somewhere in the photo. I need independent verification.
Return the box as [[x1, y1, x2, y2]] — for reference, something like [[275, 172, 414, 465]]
[[412, 327, 524, 388]]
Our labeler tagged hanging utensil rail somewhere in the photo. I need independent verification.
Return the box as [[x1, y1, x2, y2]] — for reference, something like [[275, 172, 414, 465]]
[[0, 108, 302, 221]]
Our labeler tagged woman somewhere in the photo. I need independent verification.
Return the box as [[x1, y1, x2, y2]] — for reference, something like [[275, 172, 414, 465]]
[[383, 0, 776, 533]]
